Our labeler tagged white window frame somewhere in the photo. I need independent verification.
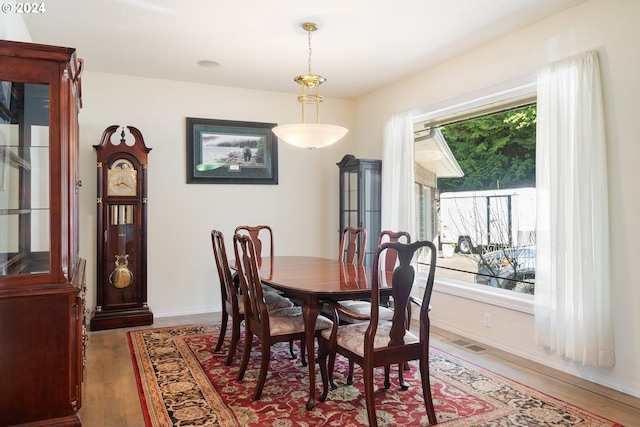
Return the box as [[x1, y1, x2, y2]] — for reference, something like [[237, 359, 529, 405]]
[[413, 73, 537, 314]]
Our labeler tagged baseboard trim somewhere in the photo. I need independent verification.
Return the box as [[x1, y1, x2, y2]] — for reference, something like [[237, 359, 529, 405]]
[[152, 305, 217, 319], [432, 318, 640, 399]]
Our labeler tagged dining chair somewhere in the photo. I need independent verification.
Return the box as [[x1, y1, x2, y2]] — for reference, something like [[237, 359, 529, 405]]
[[378, 230, 414, 327], [233, 233, 333, 401], [318, 240, 438, 427], [333, 226, 370, 323], [339, 230, 411, 320], [211, 229, 294, 366], [234, 225, 274, 268], [379, 230, 412, 274], [234, 224, 301, 359], [337, 230, 411, 383], [338, 226, 367, 265]]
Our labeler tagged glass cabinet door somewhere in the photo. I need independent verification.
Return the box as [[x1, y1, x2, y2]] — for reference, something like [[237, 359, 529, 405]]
[[0, 82, 51, 276], [337, 154, 382, 266], [362, 164, 381, 265], [341, 170, 359, 228]]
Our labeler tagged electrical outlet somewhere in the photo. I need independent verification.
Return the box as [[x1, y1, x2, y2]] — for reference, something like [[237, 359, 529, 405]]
[[484, 313, 492, 328]]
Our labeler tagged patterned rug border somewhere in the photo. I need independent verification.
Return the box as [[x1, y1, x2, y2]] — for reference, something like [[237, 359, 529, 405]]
[[127, 335, 154, 427], [128, 322, 624, 427], [416, 341, 621, 425]]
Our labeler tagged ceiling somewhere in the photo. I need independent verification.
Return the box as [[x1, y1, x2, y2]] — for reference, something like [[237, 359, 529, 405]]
[[22, 0, 586, 100]]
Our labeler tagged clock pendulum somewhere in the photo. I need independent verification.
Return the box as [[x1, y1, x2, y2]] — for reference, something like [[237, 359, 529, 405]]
[[109, 204, 133, 289]]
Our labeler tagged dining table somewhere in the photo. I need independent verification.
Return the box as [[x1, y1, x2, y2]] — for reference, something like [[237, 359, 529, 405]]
[[247, 255, 392, 410]]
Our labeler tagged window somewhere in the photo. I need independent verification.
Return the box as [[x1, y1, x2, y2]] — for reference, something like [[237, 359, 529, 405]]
[[415, 163, 437, 242], [413, 78, 537, 303]]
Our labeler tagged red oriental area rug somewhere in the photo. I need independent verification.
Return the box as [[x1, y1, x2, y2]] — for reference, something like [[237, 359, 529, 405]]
[[128, 323, 623, 426]]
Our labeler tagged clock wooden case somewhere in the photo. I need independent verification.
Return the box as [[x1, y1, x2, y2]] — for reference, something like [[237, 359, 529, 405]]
[[90, 125, 153, 330]]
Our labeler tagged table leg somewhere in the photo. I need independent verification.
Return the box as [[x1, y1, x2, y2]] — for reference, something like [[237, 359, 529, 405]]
[[302, 303, 321, 410]]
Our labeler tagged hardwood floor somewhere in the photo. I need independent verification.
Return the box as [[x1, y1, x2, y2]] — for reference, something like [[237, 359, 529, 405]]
[[79, 313, 640, 426]]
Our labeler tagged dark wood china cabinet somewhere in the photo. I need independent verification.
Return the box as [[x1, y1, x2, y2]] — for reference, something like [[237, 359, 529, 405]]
[[0, 40, 85, 426]]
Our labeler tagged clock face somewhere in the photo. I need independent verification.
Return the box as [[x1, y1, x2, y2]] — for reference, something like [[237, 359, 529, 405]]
[[108, 159, 137, 196]]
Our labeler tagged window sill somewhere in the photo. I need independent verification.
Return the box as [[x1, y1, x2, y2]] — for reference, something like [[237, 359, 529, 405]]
[[428, 275, 534, 314]]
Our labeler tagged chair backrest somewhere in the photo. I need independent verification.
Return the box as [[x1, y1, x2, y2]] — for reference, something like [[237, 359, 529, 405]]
[[377, 230, 411, 274], [369, 240, 437, 346], [233, 233, 269, 327], [234, 225, 273, 267], [339, 226, 367, 265], [211, 230, 239, 313]]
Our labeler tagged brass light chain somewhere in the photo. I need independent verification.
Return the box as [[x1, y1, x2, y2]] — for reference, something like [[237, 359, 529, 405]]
[[307, 25, 313, 74]]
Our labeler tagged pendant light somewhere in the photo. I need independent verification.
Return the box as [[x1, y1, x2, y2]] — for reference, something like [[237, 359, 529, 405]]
[[272, 22, 348, 149]]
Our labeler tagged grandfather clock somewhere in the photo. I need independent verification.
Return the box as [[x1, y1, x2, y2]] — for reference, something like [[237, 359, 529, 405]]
[[90, 125, 153, 330]]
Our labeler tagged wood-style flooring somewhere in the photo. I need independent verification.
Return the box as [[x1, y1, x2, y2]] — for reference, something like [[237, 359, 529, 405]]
[[79, 313, 640, 426]]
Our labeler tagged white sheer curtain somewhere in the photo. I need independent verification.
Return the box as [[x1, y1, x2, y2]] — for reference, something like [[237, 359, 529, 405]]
[[535, 50, 615, 366], [381, 111, 416, 238]]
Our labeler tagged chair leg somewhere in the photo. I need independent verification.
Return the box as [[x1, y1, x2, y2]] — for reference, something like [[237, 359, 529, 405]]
[[398, 363, 409, 390], [363, 365, 378, 427], [289, 339, 296, 359], [346, 359, 355, 385], [214, 311, 228, 352], [225, 316, 241, 366], [325, 326, 338, 389], [384, 365, 391, 389], [253, 340, 271, 401], [318, 342, 330, 402], [419, 355, 437, 425], [236, 330, 253, 381], [300, 338, 307, 367], [328, 350, 338, 389]]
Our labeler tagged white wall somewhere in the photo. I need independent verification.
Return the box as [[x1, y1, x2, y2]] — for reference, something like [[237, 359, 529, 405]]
[[352, 0, 640, 398], [77, 72, 355, 317], [0, 7, 30, 41]]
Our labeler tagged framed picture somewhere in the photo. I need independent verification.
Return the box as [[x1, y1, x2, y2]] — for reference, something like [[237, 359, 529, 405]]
[[186, 117, 278, 185]]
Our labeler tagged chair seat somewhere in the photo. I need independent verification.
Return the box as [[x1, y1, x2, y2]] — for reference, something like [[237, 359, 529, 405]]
[[321, 321, 419, 358], [263, 284, 284, 295], [264, 292, 295, 311], [230, 291, 294, 315], [269, 306, 333, 336], [335, 300, 395, 323]]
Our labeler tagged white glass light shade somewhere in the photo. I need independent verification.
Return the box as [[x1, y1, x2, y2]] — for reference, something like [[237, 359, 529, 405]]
[[272, 123, 348, 149]]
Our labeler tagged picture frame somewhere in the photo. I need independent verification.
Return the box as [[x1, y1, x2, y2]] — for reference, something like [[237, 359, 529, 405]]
[[186, 117, 278, 185]]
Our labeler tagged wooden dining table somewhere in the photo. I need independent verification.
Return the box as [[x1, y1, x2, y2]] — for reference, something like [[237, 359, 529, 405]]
[[250, 255, 392, 410]]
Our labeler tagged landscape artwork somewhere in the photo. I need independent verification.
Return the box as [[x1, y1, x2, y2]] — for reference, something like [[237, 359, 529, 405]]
[[200, 132, 265, 168], [186, 118, 278, 185]]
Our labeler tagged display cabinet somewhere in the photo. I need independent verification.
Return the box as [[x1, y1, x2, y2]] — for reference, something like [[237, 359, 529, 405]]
[[0, 40, 84, 426], [337, 154, 382, 266]]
